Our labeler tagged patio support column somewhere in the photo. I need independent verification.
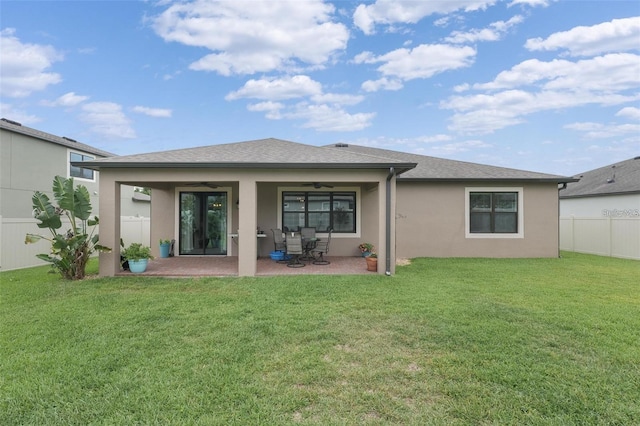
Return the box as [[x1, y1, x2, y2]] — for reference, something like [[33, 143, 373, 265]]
[[98, 174, 121, 277], [237, 178, 257, 276]]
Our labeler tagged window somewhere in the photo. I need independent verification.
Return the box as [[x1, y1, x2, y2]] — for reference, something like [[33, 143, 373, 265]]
[[69, 152, 95, 180], [282, 191, 355, 233], [466, 188, 523, 238]]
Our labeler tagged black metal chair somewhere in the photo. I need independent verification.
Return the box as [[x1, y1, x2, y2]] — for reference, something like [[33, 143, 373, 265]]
[[286, 234, 305, 268], [311, 228, 332, 265]]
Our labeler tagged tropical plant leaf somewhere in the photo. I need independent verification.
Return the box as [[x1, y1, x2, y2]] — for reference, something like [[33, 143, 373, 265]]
[[52, 176, 75, 212], [94, 244, 112, 253], [25, 234, 43, 244], [32, 192, 62, 230], [74, 185, 92, 220], [36, 253, 55, 263]]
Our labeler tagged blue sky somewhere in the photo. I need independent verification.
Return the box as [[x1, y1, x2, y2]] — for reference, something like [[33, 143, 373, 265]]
[[1, 0, 638, 176]]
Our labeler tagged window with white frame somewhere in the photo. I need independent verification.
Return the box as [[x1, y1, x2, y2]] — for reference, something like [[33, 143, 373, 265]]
[[69, 151, 95, 180], [465, 187, 524, 238]]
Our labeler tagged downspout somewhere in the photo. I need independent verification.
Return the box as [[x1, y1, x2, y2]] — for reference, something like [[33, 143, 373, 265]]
[[558, 182, 567, 258], [385, 167, 395, 276]]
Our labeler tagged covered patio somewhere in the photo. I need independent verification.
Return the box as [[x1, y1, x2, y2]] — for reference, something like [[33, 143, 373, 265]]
[[78, 139, 416, 278], [116, 255, 376, 277]]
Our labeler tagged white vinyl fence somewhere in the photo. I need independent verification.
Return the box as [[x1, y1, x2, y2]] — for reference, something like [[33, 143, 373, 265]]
[[0, 216, 150, 271], [560, 216, 640, 260]]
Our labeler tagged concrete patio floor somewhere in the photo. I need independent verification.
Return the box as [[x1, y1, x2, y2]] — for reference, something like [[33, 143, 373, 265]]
[[116, 255, 378, 277]]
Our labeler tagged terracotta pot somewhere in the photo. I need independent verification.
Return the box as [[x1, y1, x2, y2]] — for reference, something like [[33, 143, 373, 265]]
[[365, 256, 377, 272]]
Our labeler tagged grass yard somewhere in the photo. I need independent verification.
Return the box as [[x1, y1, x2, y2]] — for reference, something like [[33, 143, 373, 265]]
[[1, 252, 639, 425]]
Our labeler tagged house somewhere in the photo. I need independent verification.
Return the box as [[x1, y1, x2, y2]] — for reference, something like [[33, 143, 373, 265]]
[[0, 119, 150, 270], [75, 138, 575, 277], [559, 157, 640, 259]]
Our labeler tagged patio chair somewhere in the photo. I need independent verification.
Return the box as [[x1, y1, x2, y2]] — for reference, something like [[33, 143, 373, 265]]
[[271, 228, 286, 252], [285, 234, 305, 268], [271, 228, 289, 263], [311, 228, 332, 265], [300, 227, 317, 260]]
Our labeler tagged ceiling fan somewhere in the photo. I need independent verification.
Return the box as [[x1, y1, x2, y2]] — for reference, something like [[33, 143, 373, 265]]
[[184, 182, 220, 189], [302, 182, 334, 189]]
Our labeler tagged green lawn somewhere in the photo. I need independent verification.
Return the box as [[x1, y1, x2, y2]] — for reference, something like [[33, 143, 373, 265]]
[[1, 253, 638, 425]]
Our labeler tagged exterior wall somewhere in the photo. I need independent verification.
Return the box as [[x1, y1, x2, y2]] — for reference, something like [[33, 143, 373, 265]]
[[98, 167, 393, 276], [395, 181, 560, 258], [0, 127, 99, 218], [120, 186, 150, 217]]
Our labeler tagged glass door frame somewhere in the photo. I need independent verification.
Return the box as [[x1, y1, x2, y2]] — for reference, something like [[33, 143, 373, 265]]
[[176, 187, 232, 256]]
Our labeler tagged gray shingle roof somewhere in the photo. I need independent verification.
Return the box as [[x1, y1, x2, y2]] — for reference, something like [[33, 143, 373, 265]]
[[560, 156, 640, 198], [77, 138, 416, 172], [0, 118, 115, 158], [325, 144, 575, 182]]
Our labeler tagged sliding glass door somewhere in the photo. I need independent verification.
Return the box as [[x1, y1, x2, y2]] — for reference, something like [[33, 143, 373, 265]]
[[179, 192, 228, 255]]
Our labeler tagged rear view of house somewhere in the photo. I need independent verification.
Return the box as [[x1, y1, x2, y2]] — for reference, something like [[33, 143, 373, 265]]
[[75, 138, 575, 278]]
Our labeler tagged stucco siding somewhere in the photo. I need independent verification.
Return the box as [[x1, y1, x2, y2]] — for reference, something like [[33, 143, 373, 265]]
[[395, 181, 560, 258], [1, 128, 104, 219]]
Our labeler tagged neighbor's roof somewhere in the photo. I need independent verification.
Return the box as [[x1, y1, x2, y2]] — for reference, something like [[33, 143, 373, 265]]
[[326, 144, 576, 183], [0, 118, 115, 158], [560, 156, 640, 198], [76, 138, 417, 173]]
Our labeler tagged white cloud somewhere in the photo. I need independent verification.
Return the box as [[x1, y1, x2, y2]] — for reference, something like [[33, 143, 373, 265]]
[[81, 102, 136, 139], [225, 75, 322, 101], [353, 0, 497, 35], [311, 93, 364, 106], [525, 16, 640, 57], [443, 51, 640, 134], [0, 28, 62, 98], [227, 75, 371, 131], [132, 106, 172, 118], [151, 0, 348, 75], [444, 89, 640, 134], [284, 103, 375, 132], [247, 101, 284, 120], [616, 107, 640, 120], [508, 0, 552, 7], [474, 54, 640, 92], [360, 44, 476, 89], [444, 15, 524, 44], [564, 121, 640, 139], [41, 92, 89, 107], [361, 77, 404, 92], [0, 102, 41, 125]]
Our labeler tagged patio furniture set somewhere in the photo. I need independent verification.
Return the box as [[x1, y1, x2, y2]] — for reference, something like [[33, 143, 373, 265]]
[[271, 228, 332, 268]]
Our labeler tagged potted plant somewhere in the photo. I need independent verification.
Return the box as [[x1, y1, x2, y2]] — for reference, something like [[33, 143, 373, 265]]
[[159, 238, 172, 258], [121, 242, 153, 273], [358, 242, 374, 257], [365, 252, 378, 272]]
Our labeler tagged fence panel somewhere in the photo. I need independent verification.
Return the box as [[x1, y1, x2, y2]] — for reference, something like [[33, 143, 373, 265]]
[[560, 216, 640, 260], [1, 216, 151, 271]]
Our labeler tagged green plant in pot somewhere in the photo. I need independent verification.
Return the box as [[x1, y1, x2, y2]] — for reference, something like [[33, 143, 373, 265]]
[[358, 242, 374, 257], [121, 242, 153, 273], [365, 251, 378, 272], [159, 238, 172, 258]]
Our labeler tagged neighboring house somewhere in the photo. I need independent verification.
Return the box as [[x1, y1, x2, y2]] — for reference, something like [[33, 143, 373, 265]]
[[559, 157, 640, 259], [75, 138, 575, 278], [0, 119, 150, 271]]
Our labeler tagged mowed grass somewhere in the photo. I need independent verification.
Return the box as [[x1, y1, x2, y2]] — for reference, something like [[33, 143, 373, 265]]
[[1, 253, 638, 425]]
